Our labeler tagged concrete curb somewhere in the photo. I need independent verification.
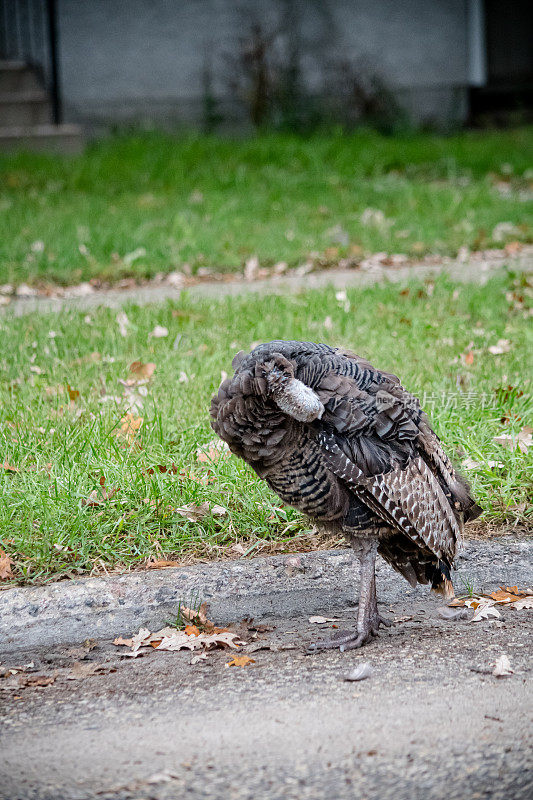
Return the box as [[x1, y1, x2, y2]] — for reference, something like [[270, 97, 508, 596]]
[[3, 252, 532, 317], [1, 538, 531, 653]]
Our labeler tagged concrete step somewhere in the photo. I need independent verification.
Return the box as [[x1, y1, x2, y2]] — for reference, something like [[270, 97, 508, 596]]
[[0, 90, 52, 126], [0, 60, 42, 93], [0, 123, 84, 154]]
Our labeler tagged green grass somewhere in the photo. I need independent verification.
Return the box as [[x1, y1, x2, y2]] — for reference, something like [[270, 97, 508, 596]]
[[0, 272, 531, 585], [0, 128, 532, 286]]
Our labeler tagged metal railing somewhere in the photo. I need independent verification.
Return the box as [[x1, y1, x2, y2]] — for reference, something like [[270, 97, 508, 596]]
[[0, 0, 61, 122]]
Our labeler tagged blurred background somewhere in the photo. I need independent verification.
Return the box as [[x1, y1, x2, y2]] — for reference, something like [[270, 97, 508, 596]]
[[1, 0, 532, 150], [0, 1, 531, 586]]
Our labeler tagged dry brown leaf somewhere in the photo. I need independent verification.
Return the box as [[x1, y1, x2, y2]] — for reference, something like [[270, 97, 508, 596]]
[[66, 662, 117, 680], [2, 461, 19, 473], [81, 489, 101, 507], [119, 412, 143, 442], [175, 502, 226, 522], [510, 596, 533, 610], [146, 559, 181, 569], [488, 588, 522, 604], [0, 550, 13, 580], [196, 439, 230, 463], [115, 624, 245, 653], [113, 636, 133, 647], [463, 350, 475, 366], [448, 597, 467, 607], [18, 674, 55, 687], [129, 361, 156, 381], [470, 602, 501, 622], [67, 384, 80, 402], [494, 426, 532, 454], [226, 655, 255, 667], [184, 625, 200, 637], [179, 602, 213, 631], [501, 585, 532, 597]]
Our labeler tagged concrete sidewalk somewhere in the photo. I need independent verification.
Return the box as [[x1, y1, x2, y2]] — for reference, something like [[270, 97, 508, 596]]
[[1, 537, 532, 800], [2, 249, 532, 316]]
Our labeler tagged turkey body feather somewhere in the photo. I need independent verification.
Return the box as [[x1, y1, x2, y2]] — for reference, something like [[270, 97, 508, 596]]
[[210, 340, 481, 651]]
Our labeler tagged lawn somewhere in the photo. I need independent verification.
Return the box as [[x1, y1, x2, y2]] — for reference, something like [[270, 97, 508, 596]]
[[0, 272, 531, 585], [0, 128, 532, 286]]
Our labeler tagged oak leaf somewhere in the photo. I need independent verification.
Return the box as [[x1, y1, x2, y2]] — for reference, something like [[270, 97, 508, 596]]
[[510, 596, 533, 610], [226, 656, 255, 667]]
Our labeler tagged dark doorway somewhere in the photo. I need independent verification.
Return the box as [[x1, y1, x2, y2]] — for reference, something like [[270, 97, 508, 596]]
[[470, 0, 533, 123]]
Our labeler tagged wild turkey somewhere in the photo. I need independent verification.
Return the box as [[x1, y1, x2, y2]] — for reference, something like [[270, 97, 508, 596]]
[[210, 340, 481, 651]]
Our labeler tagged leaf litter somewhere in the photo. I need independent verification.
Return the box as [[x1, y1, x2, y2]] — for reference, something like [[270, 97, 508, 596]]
[[113, 602, 246, 660], [447, 584, 533, 623]]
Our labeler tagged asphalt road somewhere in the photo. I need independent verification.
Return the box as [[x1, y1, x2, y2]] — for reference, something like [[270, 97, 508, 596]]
[[1, 538, 532, 800]]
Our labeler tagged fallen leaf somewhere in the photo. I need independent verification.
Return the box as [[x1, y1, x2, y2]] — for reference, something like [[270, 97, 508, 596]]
[[119, 412, 143, 443], [1, 461, 19, 473], [18, 674, 55, 687], [196, 439, 230, 463], [129, 361, 156, 381], [123, 246, 146, 265], [510, 596, 533, 610], [149, 325, 168, 339], [184, 625, 200, 637], [190, 652, 208, 665], [155, 629, 244, 652], [500, 585, 533, 597], [66, 662, 117, 680], [211, 504, 228, 517], [344, 663, 372, 681], [174, 502, 226, 522], [66, 384, 80, 401], [463, 350, 475, 366], [116, 312, 130, 337], [492, 654, 513, 677], [226, 655, 255, 667], [179, 603, 211, 628], [471, 603, 501, 622], [488, 339, 511, 355], [309, 616, 339, 624], [488, 589, 522, 604], [462, 457, 504, 470], [0, 550, 13, 579], [493, 426, 532, 454], [81, 489, 102, 507], [113, 636, 133, 647], [244, 255, 259, 281]]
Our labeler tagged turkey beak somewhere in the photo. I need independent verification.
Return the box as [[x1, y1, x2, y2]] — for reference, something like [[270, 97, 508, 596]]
[[272, 378, 325, 423]]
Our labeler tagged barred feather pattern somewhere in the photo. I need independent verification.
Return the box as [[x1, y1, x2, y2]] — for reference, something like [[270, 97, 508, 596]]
[[210, 340, 481, 588]]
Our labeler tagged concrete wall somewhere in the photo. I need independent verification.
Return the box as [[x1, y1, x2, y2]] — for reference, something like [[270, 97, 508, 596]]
[[57, 0, 471, 128]]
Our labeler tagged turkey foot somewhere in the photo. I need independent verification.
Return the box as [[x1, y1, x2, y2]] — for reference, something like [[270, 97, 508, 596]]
[[307, 536, 391, 653], [306, 614, 391, 653]]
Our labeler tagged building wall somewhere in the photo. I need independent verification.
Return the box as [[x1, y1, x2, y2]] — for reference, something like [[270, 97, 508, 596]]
[[57, 0, 470, 128]]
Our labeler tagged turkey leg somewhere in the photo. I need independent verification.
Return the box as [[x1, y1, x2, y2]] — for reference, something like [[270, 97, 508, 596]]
[[307, 537, 391, 653]]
